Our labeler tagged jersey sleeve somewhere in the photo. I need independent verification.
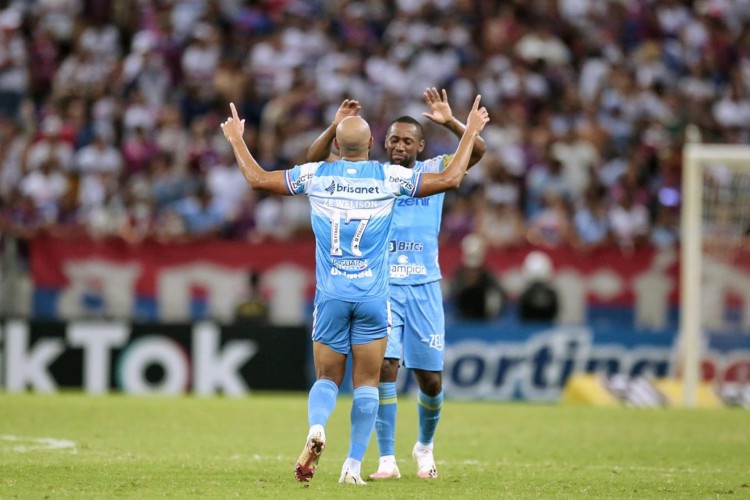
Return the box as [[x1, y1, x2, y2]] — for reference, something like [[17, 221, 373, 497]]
[[423, 154, 451, 173], [384, 163, 422, 197], [284, 162, 321, 195]]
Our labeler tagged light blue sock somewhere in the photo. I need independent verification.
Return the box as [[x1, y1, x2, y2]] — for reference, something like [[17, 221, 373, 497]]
[[374, 382, 398, 456], [348, 386, 379, 461], [308, 378, 339, 428], [417, 390, 443, 445]]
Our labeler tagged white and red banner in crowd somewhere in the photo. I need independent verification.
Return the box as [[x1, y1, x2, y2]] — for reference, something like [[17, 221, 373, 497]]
[[30, 235, 690, 327]]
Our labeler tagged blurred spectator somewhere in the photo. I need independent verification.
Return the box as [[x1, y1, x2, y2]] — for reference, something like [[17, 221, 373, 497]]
[[549, 125, 601, 200], [0, 8, 28, 121], [227, 190, 258, 241], [149, 152, 195, 212], [440, 195, 476, 246], [514, 21, 571, 67], [73, 123, 122, 175], [2, 190, 46, 240], [526, 156, 571, 218], [475, 200, 526, 250], [526, 192, 574, 249], [86, 188, 125, 241], [19, 158, 68, 223], [118, 194, 155, 246], [608, 189, 651, 252], [26, 115, 74, 172], [181, 22, 221, 95], [53, 42, 112, 100], [205, 141, 250, 220], [78, 18, 121, 65], [47, 189, 86, 239], [650, 207, 679, 248], [169, 183, 225, 241], [9, 0, 750, 257], [572, 184, 612, 251], [518, 251, 559, 323], [450, 233, 505, 321], [122, 125, 159, 176], [27, 24, 60, 106], [234, 270, 268, 324], [154, 105, 190, 170], [0, 117, 28, 201]]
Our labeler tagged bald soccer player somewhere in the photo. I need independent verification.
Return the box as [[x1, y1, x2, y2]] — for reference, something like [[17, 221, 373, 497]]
[[221, 97, 489, 485]]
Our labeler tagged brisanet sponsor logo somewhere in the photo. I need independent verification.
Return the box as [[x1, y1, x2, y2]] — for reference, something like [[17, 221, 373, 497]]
[[327, 182, 380, 195]]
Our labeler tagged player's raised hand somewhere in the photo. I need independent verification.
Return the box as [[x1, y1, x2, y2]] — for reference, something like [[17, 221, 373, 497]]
[[333, 99, 362, 125], [422, 87, 453, 124], [465, 95, 489, 134], [221, 102, 245, 142]]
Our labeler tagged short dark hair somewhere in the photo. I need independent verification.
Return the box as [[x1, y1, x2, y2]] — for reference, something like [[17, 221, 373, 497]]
[[387, 116, 424, 141]]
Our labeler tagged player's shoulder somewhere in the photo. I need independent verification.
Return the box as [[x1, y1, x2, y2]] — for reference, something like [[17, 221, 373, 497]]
[[295, 160, 326, 172], [418, 155, 451, 173]]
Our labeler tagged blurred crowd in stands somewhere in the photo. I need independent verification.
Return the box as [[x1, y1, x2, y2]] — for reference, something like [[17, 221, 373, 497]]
[[1, 0, 749, 253]]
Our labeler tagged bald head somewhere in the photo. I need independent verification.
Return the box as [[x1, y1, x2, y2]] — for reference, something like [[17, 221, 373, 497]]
[[335, 116, 372, 159]]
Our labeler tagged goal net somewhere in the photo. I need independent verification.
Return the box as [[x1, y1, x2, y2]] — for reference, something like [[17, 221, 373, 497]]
[[680, 143, 750, 407]]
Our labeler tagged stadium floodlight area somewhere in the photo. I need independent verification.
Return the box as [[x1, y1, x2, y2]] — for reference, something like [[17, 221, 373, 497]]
[[680, 143, 750, 407]]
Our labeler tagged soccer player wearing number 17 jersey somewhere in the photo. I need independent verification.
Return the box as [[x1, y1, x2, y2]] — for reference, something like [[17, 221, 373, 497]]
[[221, 97, 489, 485]]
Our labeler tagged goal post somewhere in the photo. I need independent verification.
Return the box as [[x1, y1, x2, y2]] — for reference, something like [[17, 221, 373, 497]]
[[680, 143, 750, 407]]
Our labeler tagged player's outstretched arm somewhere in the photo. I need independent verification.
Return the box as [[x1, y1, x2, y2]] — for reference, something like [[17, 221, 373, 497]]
[[416, 94, 490, 197], [422, 87, 487, 167], [306, 99, 362, 162], [221, 103, 289, 195]]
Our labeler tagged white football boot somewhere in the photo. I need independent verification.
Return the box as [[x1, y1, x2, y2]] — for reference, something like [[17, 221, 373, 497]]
[[294, 426, 325, 483], [412, 442, 438, 478], [368, 455, 401, 479]]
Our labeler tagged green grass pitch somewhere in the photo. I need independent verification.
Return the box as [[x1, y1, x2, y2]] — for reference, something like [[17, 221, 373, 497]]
[[1, 392, 748, 498]]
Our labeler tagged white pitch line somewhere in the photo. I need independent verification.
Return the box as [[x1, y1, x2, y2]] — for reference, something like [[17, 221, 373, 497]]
[[0, 435, 78, 454]]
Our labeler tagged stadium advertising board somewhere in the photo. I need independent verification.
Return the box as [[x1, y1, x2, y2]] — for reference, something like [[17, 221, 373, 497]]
[[18, 236, 750, 401], [422, 321, 750, 402], [0, 320, 308, 394]]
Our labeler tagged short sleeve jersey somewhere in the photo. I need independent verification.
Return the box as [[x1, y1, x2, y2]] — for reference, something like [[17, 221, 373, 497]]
[[285, 160, 422, 301], [389, 155, 450, 285]]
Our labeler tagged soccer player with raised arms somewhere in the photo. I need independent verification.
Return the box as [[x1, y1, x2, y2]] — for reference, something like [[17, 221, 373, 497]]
[[307, 88, 487, 479], [221, 97, 489, 485]]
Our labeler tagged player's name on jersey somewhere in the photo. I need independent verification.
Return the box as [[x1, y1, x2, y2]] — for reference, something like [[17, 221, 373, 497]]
[[323, 199, 380, 209]]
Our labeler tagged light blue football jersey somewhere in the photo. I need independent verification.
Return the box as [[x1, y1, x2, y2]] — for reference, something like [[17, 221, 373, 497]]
[[285, 160, 422, 301], [389, 155, 450, 285]]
